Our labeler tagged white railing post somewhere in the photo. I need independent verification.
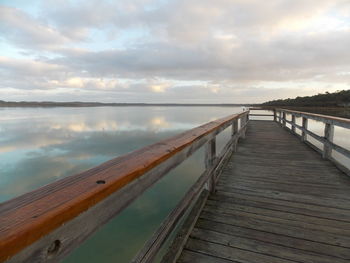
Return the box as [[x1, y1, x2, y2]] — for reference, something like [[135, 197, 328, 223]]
[[323, 123, 334, 159]]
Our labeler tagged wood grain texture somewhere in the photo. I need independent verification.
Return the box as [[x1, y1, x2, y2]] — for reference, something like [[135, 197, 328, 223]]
[[173, 120, 350, 262], [0, 112, 248, 262]]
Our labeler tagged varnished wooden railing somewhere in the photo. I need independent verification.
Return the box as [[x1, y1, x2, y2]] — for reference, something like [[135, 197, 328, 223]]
[[0, 110, 249, 263], [276, 108, 350, 176]]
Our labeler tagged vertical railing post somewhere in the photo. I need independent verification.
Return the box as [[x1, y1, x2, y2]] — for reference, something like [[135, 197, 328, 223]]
[[279, 111, 283, 125], [302, 117, 308, 142], [205, 137, 216, 193], [282, 112, 286, 127], [273, 109, 277, 122], [241, 116, 246, 139], [323, 123, 334, 159], [291, 114, 296, 133], [232, 119, 238, 152]]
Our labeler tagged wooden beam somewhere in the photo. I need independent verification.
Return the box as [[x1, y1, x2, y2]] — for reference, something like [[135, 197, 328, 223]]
[[302, 117, 308, 142], [282, 112, 286, 127], [205, 138, 216, 193], [248, 114, 274, 117], [323, 123, 334, 159], [291, 115, 296, 133], [231, 119, 238, 152]]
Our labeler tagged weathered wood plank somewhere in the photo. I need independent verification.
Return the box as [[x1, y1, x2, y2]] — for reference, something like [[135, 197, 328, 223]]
[[185, 238, 297, 263], [196, 219, 350, 260], [202, 205, 350, 237], [210, 190, 350, 222], [191, 227, 349, 263], [200, 209, 350, 248], [177, 250, 237, 263], [205, 199, 350, 230]]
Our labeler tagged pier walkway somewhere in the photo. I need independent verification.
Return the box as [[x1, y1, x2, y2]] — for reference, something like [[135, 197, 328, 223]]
[[1, 109, 350, 263], [173, 120, 350, 263]]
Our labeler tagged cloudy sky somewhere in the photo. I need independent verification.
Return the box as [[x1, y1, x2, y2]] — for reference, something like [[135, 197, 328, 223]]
[[0, 0, 350, 103]]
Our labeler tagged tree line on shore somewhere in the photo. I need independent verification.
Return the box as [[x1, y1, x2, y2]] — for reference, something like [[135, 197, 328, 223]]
[[262, 90, 350, 107]]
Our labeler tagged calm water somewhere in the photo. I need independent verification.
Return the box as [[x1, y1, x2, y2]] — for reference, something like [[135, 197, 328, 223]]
[[0, 106, 243, 263]]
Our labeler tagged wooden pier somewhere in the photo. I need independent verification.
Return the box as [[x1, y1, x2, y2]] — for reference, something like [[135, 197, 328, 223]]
[[165, 120, 350, 263], [1, 108, 350, 263]]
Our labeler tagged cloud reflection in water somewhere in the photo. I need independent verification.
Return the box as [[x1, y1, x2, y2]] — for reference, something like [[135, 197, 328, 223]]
[[0, 106, 242, 262]]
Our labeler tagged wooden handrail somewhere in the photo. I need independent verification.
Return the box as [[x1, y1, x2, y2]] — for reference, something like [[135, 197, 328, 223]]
[[132, 115, 249, 263], [276, 108, 350, 176], [0, 110, 249, 262], [277, 108, 350, 128]]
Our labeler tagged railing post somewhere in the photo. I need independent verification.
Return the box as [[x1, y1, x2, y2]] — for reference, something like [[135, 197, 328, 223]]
[[205, 137, 216, 193], [291, 115, 296, 133], [241, 115, 246, 139], [279, 111, 283, 125], [302, 117, 308, 142], [273, 109, 277, 122], [232, 119, 238, 152], [282, 112, 286, 127], [323, 123, 334, 159]]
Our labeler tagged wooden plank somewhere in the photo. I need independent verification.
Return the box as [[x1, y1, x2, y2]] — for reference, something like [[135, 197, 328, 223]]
[[185, 238, 297, 263], [205, 199, 350, 230], [202, 205, 350, 237], [191, 227, 349, 263], [200, 210, 350, 248], [216, 181, 350, 202], [196, 219, 350, 260], [248, 114, 274, 117], [211, 189, 350, 221], [177, 250, 237, 263]]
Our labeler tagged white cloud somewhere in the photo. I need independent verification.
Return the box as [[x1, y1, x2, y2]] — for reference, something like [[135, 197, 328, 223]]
[[0, 0, 349, 102]]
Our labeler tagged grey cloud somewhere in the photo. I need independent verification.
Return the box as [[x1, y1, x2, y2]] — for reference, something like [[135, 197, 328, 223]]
[[0, 6, 71, 50], [0, 0, 349, 102]]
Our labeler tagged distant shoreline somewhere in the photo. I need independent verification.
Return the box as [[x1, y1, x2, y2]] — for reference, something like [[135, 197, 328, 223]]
[[0, 101, 255, 107]]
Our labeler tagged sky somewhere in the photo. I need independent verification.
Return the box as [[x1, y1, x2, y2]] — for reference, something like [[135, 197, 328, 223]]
[[0, 0, 350, 103]]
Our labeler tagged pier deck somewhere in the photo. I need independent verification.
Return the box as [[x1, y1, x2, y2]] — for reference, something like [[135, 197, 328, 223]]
[[175, 120, 350, 263]]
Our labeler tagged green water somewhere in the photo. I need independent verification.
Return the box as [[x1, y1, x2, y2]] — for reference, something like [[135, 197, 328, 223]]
[[0, 106, 242, 262]]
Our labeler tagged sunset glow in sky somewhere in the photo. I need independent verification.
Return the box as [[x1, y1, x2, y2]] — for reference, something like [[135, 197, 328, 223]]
[[1, 0, 350, 103]]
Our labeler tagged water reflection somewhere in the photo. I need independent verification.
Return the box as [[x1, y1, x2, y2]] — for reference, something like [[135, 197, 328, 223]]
[[0, 106, 242, 202], [0, 106, 242, 263]]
